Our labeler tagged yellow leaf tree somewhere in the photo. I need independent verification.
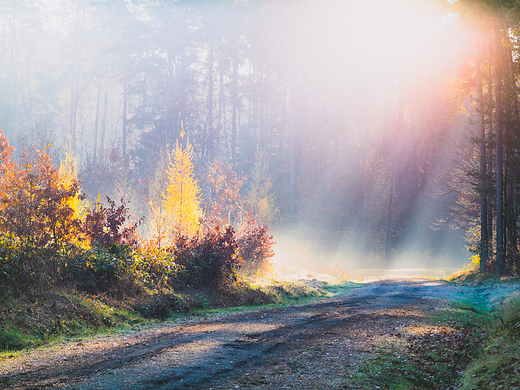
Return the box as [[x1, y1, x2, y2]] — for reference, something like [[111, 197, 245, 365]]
[[59, 152, 87, 222], [162, 140, 202, 238]]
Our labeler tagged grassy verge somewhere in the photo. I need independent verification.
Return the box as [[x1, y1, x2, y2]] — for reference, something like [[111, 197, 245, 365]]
[[0, 290, 148, 358], [0, 278, 359, 358], [452, 272, 520, 389], [350, 271, 520, 390]]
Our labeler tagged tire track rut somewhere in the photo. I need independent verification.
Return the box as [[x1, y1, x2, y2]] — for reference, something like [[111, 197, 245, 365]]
[[0, 278, 459, 390]]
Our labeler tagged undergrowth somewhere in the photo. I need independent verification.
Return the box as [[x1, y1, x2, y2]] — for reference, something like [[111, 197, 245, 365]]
[[0, 290, 146, 356], [0, 278, 344, 356], [0, 137, 289, 356]]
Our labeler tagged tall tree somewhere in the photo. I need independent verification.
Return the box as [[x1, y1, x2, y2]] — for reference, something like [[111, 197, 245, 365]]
[[475, 42, 488, 273], [493, 23, 505, 272], [162, 139, 202, 238]]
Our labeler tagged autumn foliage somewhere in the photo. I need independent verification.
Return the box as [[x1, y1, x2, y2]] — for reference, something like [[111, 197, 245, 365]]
[[173, 226, 240, 289], [162, 140, 202, 238], [0, 140, 84, 248], [83, 196, 139, 249], [238, 216, 275, 274], [0, 133, 274, 299]]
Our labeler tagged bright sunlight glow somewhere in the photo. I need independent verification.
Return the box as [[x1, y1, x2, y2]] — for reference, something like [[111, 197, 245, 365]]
[[289, 0, 468, 88]]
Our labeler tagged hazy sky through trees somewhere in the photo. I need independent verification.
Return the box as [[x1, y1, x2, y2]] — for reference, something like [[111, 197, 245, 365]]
[[0, 0, 486, 270]]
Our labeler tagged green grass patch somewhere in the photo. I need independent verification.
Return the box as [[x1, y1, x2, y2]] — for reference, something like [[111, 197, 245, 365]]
[[444, 274, 520, 389], [319, 280, 363, 295], [170, 279, 362, 319], [0, 329, 39, 352], [458, 292, 520, 390]]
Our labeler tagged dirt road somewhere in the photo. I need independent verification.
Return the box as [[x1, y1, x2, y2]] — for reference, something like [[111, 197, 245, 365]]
[[0, 278, 463, 389]]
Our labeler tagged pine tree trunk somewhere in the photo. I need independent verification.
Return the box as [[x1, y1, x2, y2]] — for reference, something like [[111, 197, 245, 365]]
[[218, 64, 224, 154], [288, 64, 300, 219], [493, 26, 505, 273], [69, 67, 76, 154], [360, 125, 368, 255], [487, 40, 494, 248], [206, 36, 214, 159], [505, 33, 520, 264], [9, 8, 19, 154], [100, 91, 107, 160], [476, 49, 488, 273]]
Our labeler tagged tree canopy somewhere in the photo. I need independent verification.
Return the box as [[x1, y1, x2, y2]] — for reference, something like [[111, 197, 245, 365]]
[[1, 0, 518, 270]]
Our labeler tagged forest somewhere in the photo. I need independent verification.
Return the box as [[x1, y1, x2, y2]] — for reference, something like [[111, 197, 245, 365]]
[[0, 0, 519, 300], [5, 2, 520, 388]]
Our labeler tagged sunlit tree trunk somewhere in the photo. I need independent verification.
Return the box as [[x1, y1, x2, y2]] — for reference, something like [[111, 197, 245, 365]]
[[493, 25, 505, 273], [206, 36, 214, 159], [476, 47, 488, 273]]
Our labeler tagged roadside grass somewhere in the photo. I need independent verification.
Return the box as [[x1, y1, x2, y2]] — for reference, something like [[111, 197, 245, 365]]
[[0, 278, 360, 358], [0, 290, 150, 358], [185, 279, 362, 318], [451, 270, 520, 390], [0, 329, 39, 352], [351, 269, 520, 390]]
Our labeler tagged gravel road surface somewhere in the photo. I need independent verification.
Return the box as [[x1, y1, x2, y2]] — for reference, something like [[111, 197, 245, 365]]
[[0, 278, 462, 389]]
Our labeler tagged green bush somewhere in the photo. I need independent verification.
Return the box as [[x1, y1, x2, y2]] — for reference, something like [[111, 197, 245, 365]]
[[61, 244, 136, 295], [135, 292, 193, 319], [498, 294, 520, 338], [0, 235, 60, 294], [133, 245, 180, 290]]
